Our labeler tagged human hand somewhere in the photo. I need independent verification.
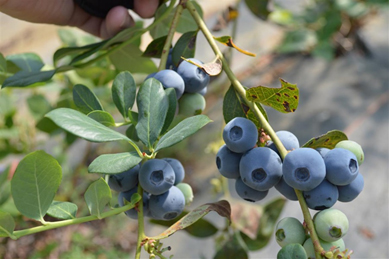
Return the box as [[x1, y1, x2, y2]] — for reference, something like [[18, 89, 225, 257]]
[[0, 0, 159, 39]]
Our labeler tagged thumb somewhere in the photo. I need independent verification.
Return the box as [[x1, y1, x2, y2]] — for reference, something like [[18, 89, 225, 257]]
[[100, 6, 134, 39]]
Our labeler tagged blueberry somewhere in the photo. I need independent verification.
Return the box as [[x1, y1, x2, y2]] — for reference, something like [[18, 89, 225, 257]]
[[118, 186, 150, 219], [313, 208, 349, 242], [235, 177, 268, 202], [177, 58, 210, 93], [223, 117, 258, 153], [303, 237, 345, 259], [239, 147, 282, 191], [266, 130, 300, 156], [275, 176, 298, 201], [108, 164, 140, 192], [198, 86, 207, 96], [178, 93, 206, 116], [138, 159, 175, 195], [315, 147, 330, 159], [324, 148, 359, 186], [176, 183, 194, 205], [162, 158, 185, 185], [283, 148, 326, 191], [149, 69, 185, 99], [216, 144, 242, 179], [165, 49, 177, 70], [145, 72, 157, 80], [335, 140, 364, 165], [337, 173, 364, 202], [275, 217, 306, 247], [303, 179, 338, 210], [149, 186, 185, 220]]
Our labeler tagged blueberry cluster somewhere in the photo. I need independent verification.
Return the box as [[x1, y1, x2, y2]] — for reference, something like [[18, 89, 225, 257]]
[[216, 117, 364, 210], [276, 209, 350, 258], [110, 158, 193, 221], [146, 53, 210, 117]]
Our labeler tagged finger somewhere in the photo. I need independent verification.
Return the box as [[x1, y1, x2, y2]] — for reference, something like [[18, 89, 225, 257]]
[[100, 6, 134, 39], [133, 0, 159, 18]]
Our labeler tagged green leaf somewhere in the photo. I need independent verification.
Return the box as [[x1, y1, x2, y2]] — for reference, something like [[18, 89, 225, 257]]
[[223, 86, 268, 128], [6, 53, 44, 72], [172, 31, 198, 67], [11, 150, 62, 222], [241, 198, 286, 251], [109, 44, 157, 74], [142, 35, 168, 58], [27, 94, 52, 119], [277, 243, 308, 259], [0, 210, 15, 238], [2, 70, 55, 88], [0, 53, 6, 73], [136, 78, 168, 148], [69, 39, 109, 65], [36, 117, 60, 134], [246, 79, 299, 113], [87, 110, 115, 127], [53, 41, 105, 65], [46, 201, 78, 220], [112, 71, 137, 119], [160, 88, 177, 135], [0, 181, 11, 206], [223, 85, 247, 124], [150, 211, 218, 238], [150, 200, 230, 240], [214, 231, 249, 259], [84, 178, 112, 218], [45, 108, 132, 143], [302, 130, 348, 149], [125, 124, 139, 142], [244, 0, 270, 20], [150, 1, 203, 39], [312, 41, 335, 60], [73, 84, 103, 114], [88, 152, 142, 174], [155, 115, 212, 152]]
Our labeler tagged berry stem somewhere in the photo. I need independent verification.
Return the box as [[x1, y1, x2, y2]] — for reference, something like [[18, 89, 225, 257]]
[[186, 3, 323, 258], [11, 202, 136, 240], [135, 185, 146, 259], [158, 2, 185, 71]]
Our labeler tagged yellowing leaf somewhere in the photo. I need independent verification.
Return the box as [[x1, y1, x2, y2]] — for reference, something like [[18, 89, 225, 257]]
[[214, 36, 256, 57]]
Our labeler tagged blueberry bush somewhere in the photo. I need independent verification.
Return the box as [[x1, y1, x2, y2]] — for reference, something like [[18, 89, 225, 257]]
[[0, 0, 369, 258]]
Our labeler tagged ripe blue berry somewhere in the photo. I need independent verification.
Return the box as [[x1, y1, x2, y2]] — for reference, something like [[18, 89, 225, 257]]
[[118, 186, 150, 219], [240, 147, 282, 191], [275, 177, 298, 201], [177, 58, 210, 93], [314, 208, 349, 242], [149, 69, 185, 99], [223, 117, 258, 153], [165, 49, 177, 70], [335, 140, 364, 165], [315, 147, 330, 159], [178, 93, 206, 116], [162, 158, 185, 185], [138, 159, 175, 195], [235, 177, 268, 202], [198, 86, 207, 96], [337, 172, 364, 202], [275, 217, 306, 247], [266, 130, 300, 156], [108, 164, 140, 192], [149, 186, 185, 220], [216, 145, 242, 179], [303, 179, 338, 210], [283, 148, 326, 191], [324, 148, 359, 186]]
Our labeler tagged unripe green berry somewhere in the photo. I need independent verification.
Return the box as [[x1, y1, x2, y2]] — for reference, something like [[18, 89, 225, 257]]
[[303, 237, 345, 259], [178, 93, 206, 117], [314, 209, 349, 242], [176, 183, 194, 205], [275, 217, 306, 247], [335, 140, 364, 165]]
